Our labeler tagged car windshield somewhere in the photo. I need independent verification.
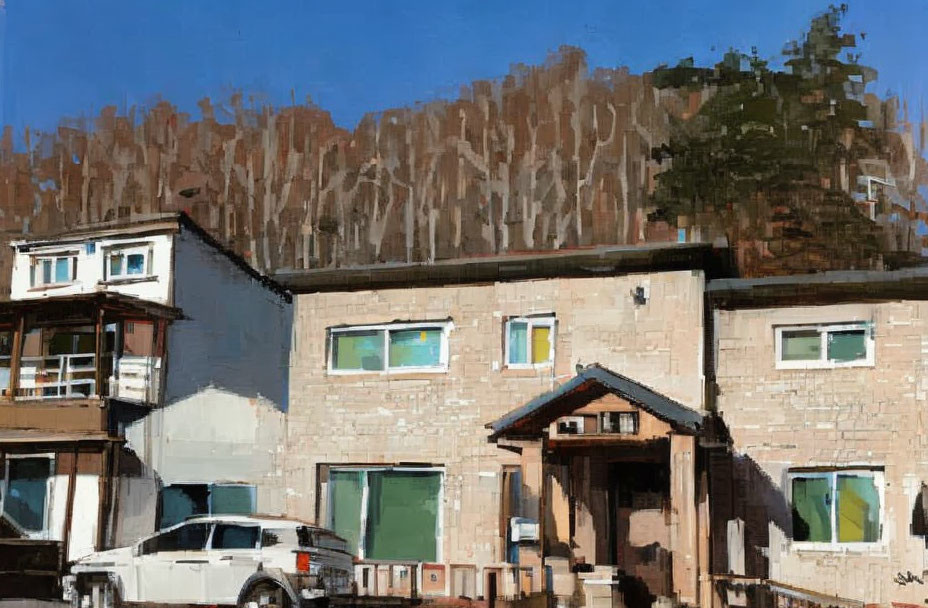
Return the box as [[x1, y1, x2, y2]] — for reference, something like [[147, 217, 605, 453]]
[[141, 522, 211, 554]]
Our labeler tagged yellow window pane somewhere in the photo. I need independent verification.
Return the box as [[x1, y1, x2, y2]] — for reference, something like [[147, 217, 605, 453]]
[[531, 326, 551, 363]]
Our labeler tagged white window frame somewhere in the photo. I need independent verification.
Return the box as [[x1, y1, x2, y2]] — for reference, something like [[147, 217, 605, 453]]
[[774, 322, 875, 370], [787, 468, 885, 552], [0, 453, 55, 540], [30, 253, 77, 288], [504, 314, 556, 369], [327, 321, 453, 375], [104, 244, 152, 281], [326, 465, 444, 562]]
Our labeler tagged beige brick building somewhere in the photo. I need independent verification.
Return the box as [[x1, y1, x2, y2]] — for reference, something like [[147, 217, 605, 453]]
[[710, 271, 928, 606], [277, 244, 722, 602]]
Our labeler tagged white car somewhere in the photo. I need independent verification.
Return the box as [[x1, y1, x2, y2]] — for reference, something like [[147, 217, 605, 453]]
[[63, 515, 355, 608]]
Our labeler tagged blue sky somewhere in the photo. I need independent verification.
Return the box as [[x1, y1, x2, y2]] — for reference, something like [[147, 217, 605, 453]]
[[2, 0, 927, 136]]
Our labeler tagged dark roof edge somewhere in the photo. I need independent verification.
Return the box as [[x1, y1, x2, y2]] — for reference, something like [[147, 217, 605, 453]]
[[275, 242, 731, 294], [708, 266, 928, 309]]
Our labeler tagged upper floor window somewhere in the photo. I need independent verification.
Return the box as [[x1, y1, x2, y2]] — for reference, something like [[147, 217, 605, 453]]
[[775, 322, 874, 369], [790, 468, 883, 549], [328, 321, 452, 374], [105, 245, 150, 280], [30, 254, 76, 287], [505, 314, 555, 368]]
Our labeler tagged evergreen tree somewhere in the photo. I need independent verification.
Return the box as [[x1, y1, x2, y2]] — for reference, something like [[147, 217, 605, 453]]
[[650, 5, 891, 274]]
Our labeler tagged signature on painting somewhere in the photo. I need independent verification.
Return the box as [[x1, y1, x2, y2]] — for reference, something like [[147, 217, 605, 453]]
[[893, 571, 925, 585]]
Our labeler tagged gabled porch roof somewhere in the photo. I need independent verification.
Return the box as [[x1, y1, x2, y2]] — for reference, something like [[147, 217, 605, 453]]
[[486, 364, 704, 441]]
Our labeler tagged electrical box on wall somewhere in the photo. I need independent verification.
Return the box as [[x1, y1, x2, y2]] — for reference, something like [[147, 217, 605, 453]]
[[510, 517, 540, 542]]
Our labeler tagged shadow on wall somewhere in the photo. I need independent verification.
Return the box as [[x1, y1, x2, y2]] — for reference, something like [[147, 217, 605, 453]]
[[112, 446, 163, 548], [708, 415, 791, 579]]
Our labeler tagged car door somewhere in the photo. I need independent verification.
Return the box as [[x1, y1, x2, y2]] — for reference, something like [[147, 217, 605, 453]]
[[135, 522, 212, 603], [204, 522, 262, 604]]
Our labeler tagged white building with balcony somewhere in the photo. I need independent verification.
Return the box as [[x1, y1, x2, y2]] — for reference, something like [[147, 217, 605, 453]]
[[0, 213, 292, 597]]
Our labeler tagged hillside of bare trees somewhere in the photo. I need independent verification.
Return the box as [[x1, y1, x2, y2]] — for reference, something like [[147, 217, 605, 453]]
[[1, 33, 925, 290]]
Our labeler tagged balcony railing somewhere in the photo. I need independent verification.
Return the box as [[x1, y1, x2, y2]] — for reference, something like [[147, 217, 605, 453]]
[[5, 353, 160, 404], [109, 355, 161, 404], [18, 354, 97, 399]]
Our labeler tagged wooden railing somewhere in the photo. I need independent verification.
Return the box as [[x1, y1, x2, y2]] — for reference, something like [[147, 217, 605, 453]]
[[8, 353, 160, 404], [0, 539, 64, 599], [17, 354, 97, 399], [109, 355, 161, 404], [355, 560, 421, 599]]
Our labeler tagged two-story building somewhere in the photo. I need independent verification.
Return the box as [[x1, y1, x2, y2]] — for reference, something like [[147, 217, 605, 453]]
[[0, 213, 292, 597], [275, 243, 729, 607], [708, 269, 928, 607]]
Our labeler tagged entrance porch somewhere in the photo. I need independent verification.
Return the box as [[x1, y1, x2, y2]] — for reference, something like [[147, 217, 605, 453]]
[[487, 364, 710, 608]]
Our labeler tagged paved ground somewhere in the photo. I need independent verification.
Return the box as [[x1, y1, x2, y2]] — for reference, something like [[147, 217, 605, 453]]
[[0, 600, 67, 608]]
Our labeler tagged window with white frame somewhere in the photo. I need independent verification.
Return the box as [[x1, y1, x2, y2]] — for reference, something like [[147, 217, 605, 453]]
[[326, 466, 442, 561], [30, 254, 77, 287], [105, 245, 151, 280], [1, 455, 54, 538], [789, 468, 883, 548], [328, 322, 452, 373], [775, 322, 874, 369], [505, 314, 555, 368]]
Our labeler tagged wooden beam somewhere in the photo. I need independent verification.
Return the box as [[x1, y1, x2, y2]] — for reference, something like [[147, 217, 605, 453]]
[[107, 444, 122, 548], [7, 315, 24, 400], [96, 445, 111, 550], [60, 449, 79, 566], [94, 308, 104, 398]]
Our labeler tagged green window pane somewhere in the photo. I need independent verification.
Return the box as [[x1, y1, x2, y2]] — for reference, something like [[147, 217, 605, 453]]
[[54, 258, 70, 283], [837, 475, 880, 542], [210, 484, 255, 515], [508, 322, 528, 364], [782, 330, 821, 361], [42, 260, 52, 285], [110, 254, 124, 277], [792, 476, 832, 542], [329, 470, 364, 557], [389, 329, 442, 368], [3, 458, 51, 532], [828, 330, 867, 362], [127, 254, 145, 275], [365, 470, 440, 561], [332, 330, 384, 371], [159, 485, 209, 529]]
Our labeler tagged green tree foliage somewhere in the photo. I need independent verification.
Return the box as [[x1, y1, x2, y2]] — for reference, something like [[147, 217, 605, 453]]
[[650, 5, 891, 273]]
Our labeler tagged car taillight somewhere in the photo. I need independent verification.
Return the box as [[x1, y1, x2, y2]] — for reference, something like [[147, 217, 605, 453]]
[[296, 551, 311, 572]]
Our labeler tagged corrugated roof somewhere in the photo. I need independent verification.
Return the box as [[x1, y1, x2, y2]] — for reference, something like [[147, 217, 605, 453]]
[[486, 364, 704, 440]]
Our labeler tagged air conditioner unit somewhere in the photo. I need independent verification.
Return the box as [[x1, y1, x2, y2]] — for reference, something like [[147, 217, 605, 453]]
[[510, 517, 540, 543], [556, 416, 584, 435]]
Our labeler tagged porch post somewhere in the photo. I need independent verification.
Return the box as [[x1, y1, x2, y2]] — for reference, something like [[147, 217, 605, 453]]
[[519, 440, 545, 594], [7, 314, 24, 399], [670, 433, 698, 605]]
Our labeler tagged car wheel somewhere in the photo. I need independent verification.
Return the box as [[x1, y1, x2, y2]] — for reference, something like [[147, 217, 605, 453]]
[[239, 580, 292, 608]]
